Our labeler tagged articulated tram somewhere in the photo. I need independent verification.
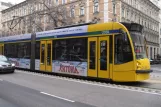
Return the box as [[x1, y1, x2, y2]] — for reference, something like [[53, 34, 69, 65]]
[[0, 22, 152, 82]]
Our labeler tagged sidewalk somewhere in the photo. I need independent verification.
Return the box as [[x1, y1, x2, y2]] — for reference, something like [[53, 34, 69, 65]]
[[151, 64, 161, 72], [151, 68, 161, 72]]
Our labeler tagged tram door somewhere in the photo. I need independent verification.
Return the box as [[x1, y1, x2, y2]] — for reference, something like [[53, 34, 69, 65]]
[[0, 44, 4, 55], [40, 41, 52, 72], [88, 36, 110, 78]]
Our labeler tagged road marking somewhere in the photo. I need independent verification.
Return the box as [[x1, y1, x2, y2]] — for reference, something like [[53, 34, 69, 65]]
[[17, 70, 161, 96], [40, 92, 75, 102]]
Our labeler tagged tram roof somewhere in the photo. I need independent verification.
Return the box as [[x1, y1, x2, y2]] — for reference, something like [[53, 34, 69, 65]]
[[0, 33, 31, 43], [0, 22, 134, 43]]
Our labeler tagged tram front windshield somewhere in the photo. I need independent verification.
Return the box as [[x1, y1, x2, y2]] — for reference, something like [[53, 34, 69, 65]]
[[130, 32, 147, 59]]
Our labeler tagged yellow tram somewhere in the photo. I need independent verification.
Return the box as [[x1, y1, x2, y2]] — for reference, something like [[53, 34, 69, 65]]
[[0, 22, 152, 82]]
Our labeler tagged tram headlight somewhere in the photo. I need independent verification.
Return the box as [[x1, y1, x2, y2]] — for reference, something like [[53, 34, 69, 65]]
[[136, 61, 141, 70]]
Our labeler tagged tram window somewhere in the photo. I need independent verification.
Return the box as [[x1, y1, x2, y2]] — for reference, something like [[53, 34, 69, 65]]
[[24, 42, 31, 59], [68, 38, 87, 61], [41, 44, 45, 64], [1, 46, 3, 55], [100, 40, 107, 70], [115, 34, 133, 64], [53, 39, 67, 60], [89, 41, 96, 69], [4, 43, 18, 58], [47, 43, 51, 65], [17, 42, 31, 59], [109, 36, 113, 63], [0, 46, 1, 55], [35, 41, 40, 59], [0, 46, 2, 55], [17, 43, 23, 58], [53, 38, 87, 62]]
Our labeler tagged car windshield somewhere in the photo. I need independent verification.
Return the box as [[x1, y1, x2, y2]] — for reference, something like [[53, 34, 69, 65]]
[[130, 32, 147, 59], [0, 55, 8, 61]]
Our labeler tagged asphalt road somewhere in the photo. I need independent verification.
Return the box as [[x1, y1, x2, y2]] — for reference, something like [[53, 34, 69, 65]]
[[0, 79, 93, 107], [151, 64, 161, 73], [0, 70, 161, 107]]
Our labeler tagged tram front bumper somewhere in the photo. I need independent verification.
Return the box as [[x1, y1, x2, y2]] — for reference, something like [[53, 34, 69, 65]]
[[136, 70, 153, 73], [135, 70, 152, 81]]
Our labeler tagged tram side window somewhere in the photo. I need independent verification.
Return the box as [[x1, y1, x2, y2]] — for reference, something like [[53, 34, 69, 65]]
[[53, 38, 87, 62], [53, 39, 67, 60], [35, 41, 40, 59], [17, 42, 31, 59], [4, 43, 18, 58], [115, 34, 133, 64]]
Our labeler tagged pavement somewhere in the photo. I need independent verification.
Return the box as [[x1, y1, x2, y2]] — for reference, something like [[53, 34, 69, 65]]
[[0, 97, 17, 107], [0, 79, 93, 107], [150, 64, 161, 78], [0, 70, 161, 107], [151, 64, 161, 72]]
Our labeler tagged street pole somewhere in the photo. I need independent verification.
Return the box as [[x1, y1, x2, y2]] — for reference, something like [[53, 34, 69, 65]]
[[30, 32, 36, 71], [30, 10, 37, 71], [30, 4, 37, 71]]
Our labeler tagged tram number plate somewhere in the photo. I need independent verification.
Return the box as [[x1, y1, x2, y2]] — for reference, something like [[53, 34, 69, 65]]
[[102, 30, 109, 34]]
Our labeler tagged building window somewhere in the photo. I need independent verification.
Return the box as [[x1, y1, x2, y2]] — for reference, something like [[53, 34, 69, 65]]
[[139, 17, 141, 24], [113, 2, 116, 15], [80, 6, 85, 16], [62, 0, 66, 4], [134, 0, 136, 7], [48, 0, 52, 6], [150, 47, 152, 59], [154, 48, 156, 59], [93, 1, 99, 13], [131, 12, 133, 21], [70, 8, 75, 17], [122, 8, 124, 17], [24, 9, 26, 15], [55, 0, 59, 5], [126, 10, 129, 18]]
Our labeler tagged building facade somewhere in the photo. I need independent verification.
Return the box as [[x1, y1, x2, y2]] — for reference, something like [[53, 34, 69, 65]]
[[121, 0, 160, 60], [0, 2, 13, 37], [1, 0, 160, 59], [151, 0, 161, 57], [1, 0, 121, 36]]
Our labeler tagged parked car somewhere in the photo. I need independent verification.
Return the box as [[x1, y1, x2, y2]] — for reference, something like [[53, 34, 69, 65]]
[[149, 59, 154, 65], [0, 55, 15, 73]]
